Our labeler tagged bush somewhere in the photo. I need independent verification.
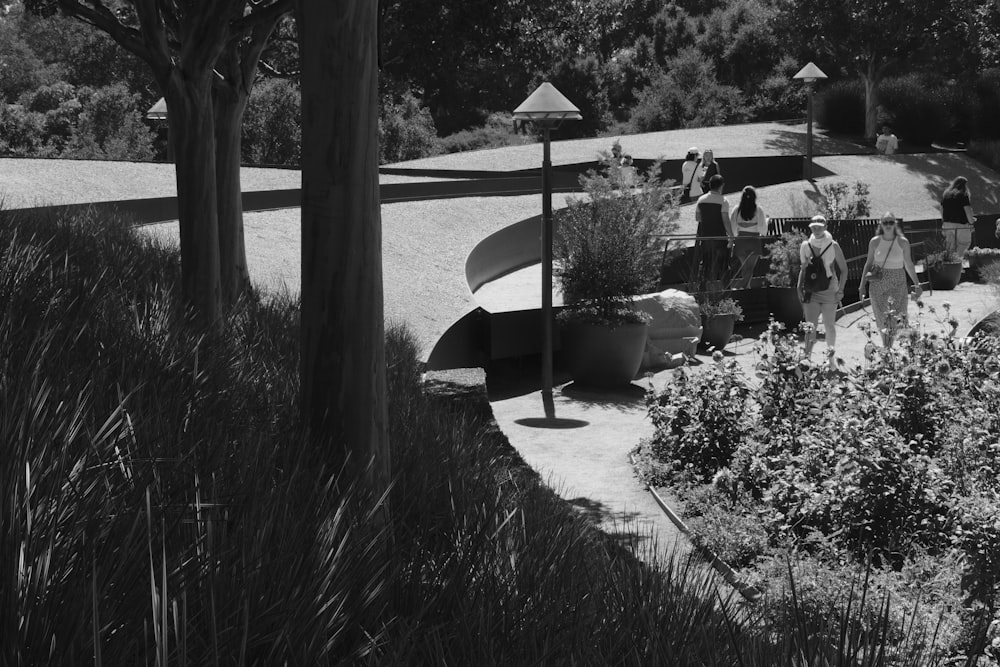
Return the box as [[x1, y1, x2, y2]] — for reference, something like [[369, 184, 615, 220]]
[[629, 48, 748, 132], [64, 83, 155, 161], [971, 68, 1000, 140], [969, 138, 1000, 172], [644, 360, 751, 484], [436, 112, 527, 154], [242, 78, 302, 166], [554, 156, 678, 325], [877, 74, 951, 146], [540, 54, 612, 139], [816, 79, 866, 136], [378, 89, 438, 164], [820, 180, 871, 219]]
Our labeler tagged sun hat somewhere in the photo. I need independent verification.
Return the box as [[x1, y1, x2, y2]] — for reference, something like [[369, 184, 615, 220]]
[[808, 215, 827, 228], [688, 146, 699, 153]]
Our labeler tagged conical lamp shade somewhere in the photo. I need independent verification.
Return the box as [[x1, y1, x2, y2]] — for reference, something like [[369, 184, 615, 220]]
[[513, 82, 582, 121], [146, 97, 168, 120], [793, 62, 828, 82]]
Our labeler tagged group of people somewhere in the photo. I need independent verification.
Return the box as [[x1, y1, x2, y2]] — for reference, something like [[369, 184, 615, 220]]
[[681, 154, 986, 360]]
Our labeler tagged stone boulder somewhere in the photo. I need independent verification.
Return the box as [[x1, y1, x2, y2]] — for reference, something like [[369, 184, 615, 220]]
[[633, 289, 702, 367]]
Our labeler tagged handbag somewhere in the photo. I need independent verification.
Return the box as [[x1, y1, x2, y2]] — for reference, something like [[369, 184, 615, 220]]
[[680, 159, 700, 203], [866, 236, 895, 281]]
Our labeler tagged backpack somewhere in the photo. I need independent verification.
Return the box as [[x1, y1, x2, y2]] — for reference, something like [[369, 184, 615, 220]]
[[803, 243, 832, 292]]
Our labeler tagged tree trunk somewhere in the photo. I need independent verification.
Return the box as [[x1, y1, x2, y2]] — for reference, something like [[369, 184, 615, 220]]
[[862, 58, 881, 141], [214, 84, 252, 307], [165, 74, 222, 328], [297, 0, 387, 483]]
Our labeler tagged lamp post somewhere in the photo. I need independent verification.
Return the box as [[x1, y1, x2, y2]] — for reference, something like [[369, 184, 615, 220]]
[[513, 82, 582, 418], [793, 62, 828, 181]]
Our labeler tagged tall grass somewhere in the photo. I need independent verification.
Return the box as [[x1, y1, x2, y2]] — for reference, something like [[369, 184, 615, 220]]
[[0, 207, 946, 664]]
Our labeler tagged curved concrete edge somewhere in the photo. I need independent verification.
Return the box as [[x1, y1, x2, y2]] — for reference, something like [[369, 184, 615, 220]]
[[629, 455, 762, 602]]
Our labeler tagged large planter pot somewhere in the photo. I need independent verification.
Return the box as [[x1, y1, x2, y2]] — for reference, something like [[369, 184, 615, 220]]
[[929, 261, 963, 290], [702, 314, 736, 350], [562, 322, 648, 387], [766, 286, 803, 330]]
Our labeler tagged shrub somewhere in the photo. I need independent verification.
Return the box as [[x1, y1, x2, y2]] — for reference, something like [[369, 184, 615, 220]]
[[878, 74, 951, 146], [378, 89, 438, 164], [645, 360, 751, 483], [820, 180, 871, 219], [554, 156, 678, 326], [437, 112, 528, 154], [64, 83, 155, 160], [971, 68, 1000, 140], [765, 231, 806, 287], [242, 78, 302, 166], [816, 79, 865, 136]]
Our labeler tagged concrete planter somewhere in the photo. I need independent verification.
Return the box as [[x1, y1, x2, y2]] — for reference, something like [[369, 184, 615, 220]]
[[562, 322, 648, 387], [929, 261, 963, 290]]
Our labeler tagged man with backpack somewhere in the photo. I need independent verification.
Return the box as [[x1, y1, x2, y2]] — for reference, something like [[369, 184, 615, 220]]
[[798, 215, 848, 363]]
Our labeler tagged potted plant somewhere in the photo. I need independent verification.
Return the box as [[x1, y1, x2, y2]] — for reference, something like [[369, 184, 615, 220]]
[[764, 231, 806, 329], [964, 247, 1000, 283], [554, 155, 678, 386], [925, 245, 964, 290], [697, 296, 744, 350]]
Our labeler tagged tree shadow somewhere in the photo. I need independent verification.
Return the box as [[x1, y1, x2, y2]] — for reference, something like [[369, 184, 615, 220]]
[[560, 381, 648, 411], [762, 127, 874, 157], [567, 498, 652, 550], [893, 153, 1000, 216]]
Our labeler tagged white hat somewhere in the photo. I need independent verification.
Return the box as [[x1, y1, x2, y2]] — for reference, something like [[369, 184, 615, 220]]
[[688, 146, 699, 153], [808, 215, 827, 228]]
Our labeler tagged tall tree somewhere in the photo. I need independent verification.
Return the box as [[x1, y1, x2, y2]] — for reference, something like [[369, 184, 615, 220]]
[[775, 0, 949, 138], [297, 0, 387, 482], [25, 0, 292, 321]]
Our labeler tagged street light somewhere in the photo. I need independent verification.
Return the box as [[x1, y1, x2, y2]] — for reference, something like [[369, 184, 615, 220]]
[[513, 82, 582, 419], [793, 62, 828, 181]]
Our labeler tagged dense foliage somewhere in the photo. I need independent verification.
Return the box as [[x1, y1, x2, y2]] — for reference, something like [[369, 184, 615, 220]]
[[1, 207, 954, 663], [4, 0, 999, 163], [637, 314, 1000, 660]]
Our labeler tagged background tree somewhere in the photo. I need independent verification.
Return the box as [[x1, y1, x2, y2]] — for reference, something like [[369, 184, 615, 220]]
[[297, 0, 387, 482], [775, 0, 950, 138], [24, 0, 292, 322]]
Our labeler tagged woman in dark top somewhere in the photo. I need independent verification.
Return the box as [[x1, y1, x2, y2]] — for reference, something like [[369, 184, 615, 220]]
[[941, 176, 976, 257]]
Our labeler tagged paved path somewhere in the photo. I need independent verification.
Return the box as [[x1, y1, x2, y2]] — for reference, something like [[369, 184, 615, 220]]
[[487, 281, 1000, 563]]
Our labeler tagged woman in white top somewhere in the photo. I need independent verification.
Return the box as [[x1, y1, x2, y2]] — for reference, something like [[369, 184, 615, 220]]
[[858, 212, 922, 348], [680, 147, 703, 202], [730, 186, 768, 288], [798, 216, 848, 361]]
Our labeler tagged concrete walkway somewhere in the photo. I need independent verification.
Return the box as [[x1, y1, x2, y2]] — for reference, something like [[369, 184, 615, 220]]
[[487, 281, 1000, 564]]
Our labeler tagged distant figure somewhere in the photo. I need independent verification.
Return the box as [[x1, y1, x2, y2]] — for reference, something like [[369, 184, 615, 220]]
[[858, 213, 922, 349], [798, 215, 848, 361], [693, 174, 732, 284], [730, 186, 768, 288], [699, 149, 721, 194], [680, 147, 703, 202], [941, 175, 976, 258], [611, 140, 623, 162], [875, 125, 899, 155]]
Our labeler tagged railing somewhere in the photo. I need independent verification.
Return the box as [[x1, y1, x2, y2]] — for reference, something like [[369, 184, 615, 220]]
[[658, 217, 947, 288]]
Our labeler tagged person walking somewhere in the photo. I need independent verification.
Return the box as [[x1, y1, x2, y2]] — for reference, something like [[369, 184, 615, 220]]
[[798, 216, 848, 362], [693, 174, 732, 285], [699, 149, 721, 194], [730, 186, 768, 288], [858, 213, 922, 349], [941, 176, 976, 258], [680, 147, 703, 202]]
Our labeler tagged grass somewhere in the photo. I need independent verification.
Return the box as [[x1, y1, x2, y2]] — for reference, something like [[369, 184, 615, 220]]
[[0, 206, 952, 664]]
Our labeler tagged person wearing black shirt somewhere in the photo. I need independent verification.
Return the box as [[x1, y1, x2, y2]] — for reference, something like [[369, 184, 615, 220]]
[[941, 176, 976, 257]]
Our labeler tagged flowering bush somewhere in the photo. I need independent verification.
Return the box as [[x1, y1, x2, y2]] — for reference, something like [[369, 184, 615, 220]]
[[637, 316, 1000, 653]]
